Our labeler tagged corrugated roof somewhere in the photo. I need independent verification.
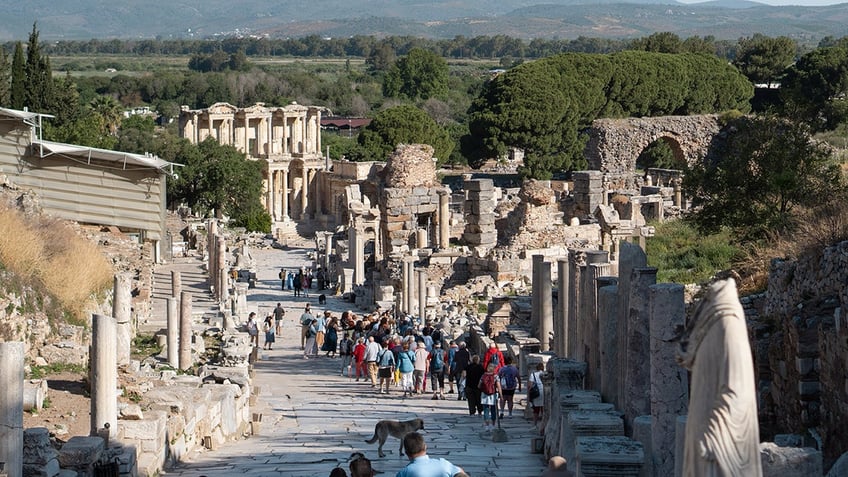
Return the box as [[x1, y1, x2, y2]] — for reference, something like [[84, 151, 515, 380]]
[[33, 139, 174, 171]]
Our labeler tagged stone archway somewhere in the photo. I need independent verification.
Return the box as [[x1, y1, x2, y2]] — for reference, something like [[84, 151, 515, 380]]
[[583, 115, 721, 190]]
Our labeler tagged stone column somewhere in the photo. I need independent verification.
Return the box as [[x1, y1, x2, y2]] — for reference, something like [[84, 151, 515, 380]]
[[539, 258, 553, 352], [314, 170, 322, 218], [179, 291, 193, 371], [418, 269, 427, 323], [438, 189, 450, 249], [217, 238, 227, 302], [324, 234, 333, 273], [301, 167, 309, 217], [581, 253, 610, 389], [556, 257, 569, 357], [207, 220, 217, 271], [113, 273, 132, 367], [407, 259, 417, 318], [0, 341, 24, 477], [649, 283, 688, 477], [623, 267, 657, 433], [616, 242, 647, 412], [351, 227, 365, 286], [90, 314, 117, 439], [531, 254, 543, 338], [281, 168, 290, 221], [171, 270, 181, 299], [401, 257, 410, 315], [166, 297, 179, 368], [209, 234, 218, 296], [597, 282, 619, 405], [567, 250, 587, 359]]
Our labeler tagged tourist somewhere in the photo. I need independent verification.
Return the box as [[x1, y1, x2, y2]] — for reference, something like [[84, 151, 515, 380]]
[[300, 305, 314, 350], [539, 456, 574, 477], [497, 356, 521, 418], [279, 268, 286, 290], [301, 269, 310, 298], [452, 342, 471, 400], [395, 432, 467, 477], [286, 270, 294, 291], [364, 336, 382, 387], [329, 468, 347, 477], [413, 340, 430, 394], [315, 310, 327, 351], [396, 341, 416, 398], [482, 342, 505, 372], [304, 319, 318, 359], [246, 312, 259, 347], [339, 332, 354, 376], [376, 339, 396, 394], [294, 269, 304, 296], [322, 314, 339, 357], [479, 362, 502, 431], [273, 302, 286, 336], [446, 340, 459, 394], [428, 341, 447, 400], [349, 455, 376, 477], [263, 314, 275, 350], [352, 337, 367, 381], [464, 355, 484, 416], [529, 362, 545, 428]]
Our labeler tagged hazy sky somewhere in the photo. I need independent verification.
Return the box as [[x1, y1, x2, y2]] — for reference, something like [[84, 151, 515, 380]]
[[678, 0, 847, 4]]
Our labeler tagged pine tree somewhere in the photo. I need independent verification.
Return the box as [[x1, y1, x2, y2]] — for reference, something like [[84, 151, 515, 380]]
[[24, 22, 53, 113], [10, 42, 25, 110], [0, 47, 10, 106]]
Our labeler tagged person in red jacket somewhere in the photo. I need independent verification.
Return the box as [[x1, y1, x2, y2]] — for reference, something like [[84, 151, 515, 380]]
[[352, 337, 367, 381], [482, 342, 505, 373]]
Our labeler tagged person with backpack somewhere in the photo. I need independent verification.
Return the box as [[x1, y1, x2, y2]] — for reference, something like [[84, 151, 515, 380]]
[[479, 362, 503, 432], [464, 355, 485, 416], [396, 341, 416, 397], [339, 332, 354, 376], [497, 356, 521, 418], [483, 342, 504, 373], [428, 341, 448, 400]]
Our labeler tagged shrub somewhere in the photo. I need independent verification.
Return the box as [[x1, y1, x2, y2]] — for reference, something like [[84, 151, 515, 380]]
[[646, 219, 740, 285]]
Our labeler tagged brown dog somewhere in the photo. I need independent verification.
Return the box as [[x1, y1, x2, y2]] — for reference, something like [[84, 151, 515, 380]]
[[364, 418, 424, 457]]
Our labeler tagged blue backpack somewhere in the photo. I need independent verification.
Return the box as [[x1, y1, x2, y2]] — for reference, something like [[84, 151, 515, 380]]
[[430, 349, 445, 371]]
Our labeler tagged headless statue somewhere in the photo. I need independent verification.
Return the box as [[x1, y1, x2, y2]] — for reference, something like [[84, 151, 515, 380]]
[[677, 278, 762, 477]]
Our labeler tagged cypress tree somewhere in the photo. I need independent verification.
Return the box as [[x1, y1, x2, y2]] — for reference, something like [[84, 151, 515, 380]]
[[0, 47, 10, 106], [24, 22, 53, 113], [10, 42, 25, 110]]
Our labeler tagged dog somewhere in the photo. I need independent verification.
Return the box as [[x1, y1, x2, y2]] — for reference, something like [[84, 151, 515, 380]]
[[318, 294, 326, 304], [364, 418, 424, 458]]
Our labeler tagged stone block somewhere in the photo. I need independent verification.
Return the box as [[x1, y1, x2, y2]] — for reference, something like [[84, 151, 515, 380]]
[[464, 179, 494, 192], [57, 436, 105, 468], [760, 442, 822, 477], [119, 411, 167, 441], [575, 436, 644, 477], [23, 459, 60, 477]]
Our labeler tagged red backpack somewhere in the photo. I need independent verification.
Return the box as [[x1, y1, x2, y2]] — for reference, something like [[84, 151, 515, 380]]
[[480, 373, 497, 395]]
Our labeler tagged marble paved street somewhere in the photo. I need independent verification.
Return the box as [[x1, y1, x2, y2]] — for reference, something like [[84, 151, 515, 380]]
[[163, 245, 548, 477]]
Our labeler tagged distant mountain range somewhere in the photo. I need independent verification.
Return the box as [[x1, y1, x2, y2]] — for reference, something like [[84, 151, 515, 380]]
[[1, 0, 847, 43]]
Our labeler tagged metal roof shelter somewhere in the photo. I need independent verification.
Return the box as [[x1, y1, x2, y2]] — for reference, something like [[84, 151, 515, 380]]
[[0, 107, 175, 260]]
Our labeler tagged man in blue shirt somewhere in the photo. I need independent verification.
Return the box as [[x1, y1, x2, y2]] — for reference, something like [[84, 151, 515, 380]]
[[396, 432, 467, 477]]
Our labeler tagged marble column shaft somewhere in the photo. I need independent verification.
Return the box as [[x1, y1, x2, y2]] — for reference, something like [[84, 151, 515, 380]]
[[90, 314, 117, 438], [531, 254, 544, 339], [418, 269, 427, 323], [567, 250, 587, 359], [401, 258, 409, 315], [171, 270, 181, 298], [217, 237, 227, 303], [407, 259, 417, 318], [623, 267, 658, 433], [113, 273, 132, 367], [324, 234, 333, 272], [0, 341, 24, 477], [354, 230, 365, 286], [539, 258, 553, 352], [581, 255, 610, 389], [166, 297, 179, 368], [649, 283, 688, 477], [556, 257, 569, 357], [208, 220, 217, 282], [179, 291, 193, 371], [281, 169, 289, 221], [438, 190, 450, 249], [616, 242, 648, 412], [598, 283, 619, 405]]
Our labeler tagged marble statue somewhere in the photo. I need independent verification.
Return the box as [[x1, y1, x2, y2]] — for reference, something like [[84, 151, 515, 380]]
[[677, 278, 762, 477]]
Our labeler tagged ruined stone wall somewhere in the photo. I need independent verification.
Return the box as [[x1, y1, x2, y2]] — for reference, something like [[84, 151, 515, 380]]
[[758, 241, 848, 468]]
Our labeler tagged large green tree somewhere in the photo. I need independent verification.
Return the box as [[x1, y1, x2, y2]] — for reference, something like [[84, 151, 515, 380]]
[[24, 23, 53, 113], [9, 42, 25, 109], [383, 48, 448, 100], [358, 105, 453, 163], [685, 115, 842, 240], [168, 138, 271, 232], [733, 34, 796, 86], [779, 44, 848, 132], [0, 47, 9, 106]]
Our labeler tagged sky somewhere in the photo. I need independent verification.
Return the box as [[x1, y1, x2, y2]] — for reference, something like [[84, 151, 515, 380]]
[[678, 0, 847, 4]]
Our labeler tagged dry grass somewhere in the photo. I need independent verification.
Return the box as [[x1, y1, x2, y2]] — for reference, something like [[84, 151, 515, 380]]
[[0, 204, 113, 321]]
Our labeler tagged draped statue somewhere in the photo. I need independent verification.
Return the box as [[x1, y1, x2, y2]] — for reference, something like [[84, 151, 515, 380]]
[[677, 278, 762, 477]]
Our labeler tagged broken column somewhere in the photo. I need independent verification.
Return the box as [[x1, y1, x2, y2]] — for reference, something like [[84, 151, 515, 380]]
[[462, 179, 497, 253], [438, 189, 450, 249], [576, 436, 644, 477], [179, 291, 193, 371], [0, 341, 24, 477], [616, 242, 647, 412], [324, 233, 333, 272], [171, 270, 181, 299], [556, 257, 569, 357], [350, 227, 365, 286], [217, 237, 227, 302], [597, 278, 618, 404], [90, 314, 117, 439], [649, 283, 689, 477], [407, 258, 417, 318], [567, 249, 587, 359], [531, 254, 543, 339], [539, 257, 553, 352], [580, 251, 610, 389], [623, 267, 658, 432], [166, 297, 179, 368], [401, 257, 410, 315], [113, 273, 132, 367]]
